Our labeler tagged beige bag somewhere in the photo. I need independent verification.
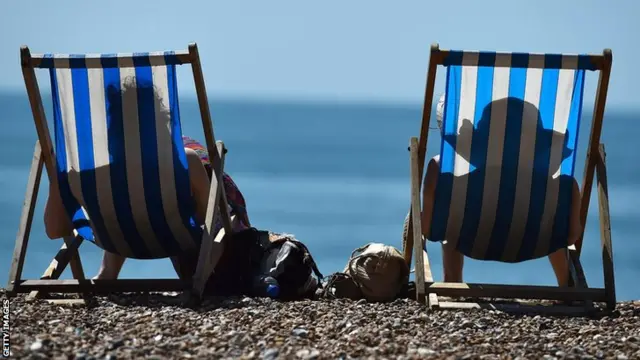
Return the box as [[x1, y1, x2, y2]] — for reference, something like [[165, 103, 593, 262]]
[[344, 243, 410, 302]]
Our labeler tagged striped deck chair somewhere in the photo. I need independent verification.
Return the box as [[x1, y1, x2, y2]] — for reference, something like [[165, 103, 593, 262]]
[[403, 44, 615, 314], [6, 43, 236, 303]]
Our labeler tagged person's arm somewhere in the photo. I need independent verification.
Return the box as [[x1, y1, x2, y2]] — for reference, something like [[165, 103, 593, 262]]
[[185, 148, 211, 226], [44, 180, 73, 239]]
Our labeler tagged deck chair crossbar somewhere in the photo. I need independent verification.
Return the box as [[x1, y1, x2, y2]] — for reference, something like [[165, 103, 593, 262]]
[[404, 44, 615, 314], [6, 43, 235, 304]]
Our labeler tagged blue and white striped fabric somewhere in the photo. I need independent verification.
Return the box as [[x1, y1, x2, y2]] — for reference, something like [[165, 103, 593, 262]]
[[46, 53, 201, 259], [429, 51, 590, 262]]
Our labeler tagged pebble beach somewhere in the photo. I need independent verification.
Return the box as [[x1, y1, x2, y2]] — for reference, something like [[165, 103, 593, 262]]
[[3, 289, 640, 360]]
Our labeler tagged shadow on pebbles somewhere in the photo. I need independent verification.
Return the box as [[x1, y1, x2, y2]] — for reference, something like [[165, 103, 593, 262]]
[[2, 289, 640, 359]]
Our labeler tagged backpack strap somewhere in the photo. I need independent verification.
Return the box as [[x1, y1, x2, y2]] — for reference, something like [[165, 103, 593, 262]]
[[345, 243, 372, 293]]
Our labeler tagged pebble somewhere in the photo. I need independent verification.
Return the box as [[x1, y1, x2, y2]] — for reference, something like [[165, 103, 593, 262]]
[[417, 348, 437, 356], [296, 348, 320, 359], [29, 340, 43, 351], [3, 288, 640, 359], [108, 338, 124, 350], [571, 346, 585, 354], [262, 348, 279, 360], [292, 328, 309, 338]]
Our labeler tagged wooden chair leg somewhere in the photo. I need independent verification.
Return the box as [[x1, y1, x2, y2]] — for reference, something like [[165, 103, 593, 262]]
[[192, 141, 232, 298], [409, 137, 427, 305], [67, 239, 87, 282], [64, 237, 92, 304], [596, 144, 616, 309], [567, 246, 594, 311], [410, 138, 439, 309], [6, 141, 44, 296]]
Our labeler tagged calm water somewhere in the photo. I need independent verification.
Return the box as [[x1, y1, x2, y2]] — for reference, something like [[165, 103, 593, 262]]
[[1, 91, 639, 300]]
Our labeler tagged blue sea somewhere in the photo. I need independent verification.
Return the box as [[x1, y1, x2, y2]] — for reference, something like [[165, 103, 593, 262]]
[[1, 90, 639, 301]]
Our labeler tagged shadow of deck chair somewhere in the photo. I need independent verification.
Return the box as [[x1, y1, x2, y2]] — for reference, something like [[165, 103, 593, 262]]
[[6, 43, 237, 305], [403, 44, 615, 315]]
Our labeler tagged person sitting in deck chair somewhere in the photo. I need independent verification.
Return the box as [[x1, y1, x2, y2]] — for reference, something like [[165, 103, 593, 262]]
[[421, 94, 583, 287], [43, 80, 251, 281]]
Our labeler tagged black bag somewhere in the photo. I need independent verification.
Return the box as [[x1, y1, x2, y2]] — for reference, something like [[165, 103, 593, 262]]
[[256, 233, 324, 300], [203, 227, 265, 296], [183, 228, 323, 299]]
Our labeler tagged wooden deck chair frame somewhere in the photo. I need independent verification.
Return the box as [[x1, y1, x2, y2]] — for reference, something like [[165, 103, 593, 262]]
[[5, 43, 236, 305], [403, 43, 615, 315]]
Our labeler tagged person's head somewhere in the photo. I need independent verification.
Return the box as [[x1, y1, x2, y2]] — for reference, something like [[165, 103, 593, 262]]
[[103, 75, 174, 164], [105, 76, 168, 116], [439, 96, 574, 172]]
